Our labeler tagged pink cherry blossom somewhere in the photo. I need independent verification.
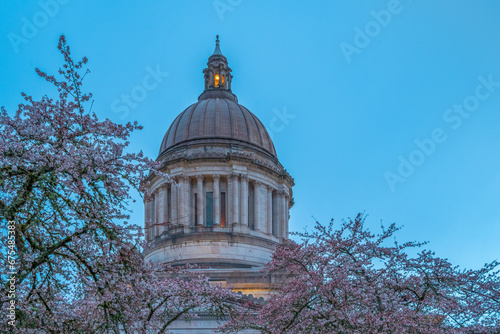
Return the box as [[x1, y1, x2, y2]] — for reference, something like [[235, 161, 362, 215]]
[[0, 35, 231, 333], [222, 214, 500, 333]]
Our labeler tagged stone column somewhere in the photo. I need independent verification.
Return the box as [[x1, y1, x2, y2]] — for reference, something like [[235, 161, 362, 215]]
[[231, 174, 240, 224], [177, 176, 183, 226], [185, 176, 192, 226], [213, 174, 221, 226], [266, 185, 273, 235], [151, 190, 157, 237], [272, 190, 281, 238], [167, 185, 171, 223], [254, 181, 262, 232], [178, 175, 188, 226], [196, 175, 204, 226], [284, 194, 289, 239], [278, 190, 287, 239], [171, 178, 178, 225], [157, 184, 168, 235], [271, 192, 277, 237], [151, 195, 158, 239], [144, 199, 150, 242], [240, 175, 248, 227], [227, 175, 232, 224]]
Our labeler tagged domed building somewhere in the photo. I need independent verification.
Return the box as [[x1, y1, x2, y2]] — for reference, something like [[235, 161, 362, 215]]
[[143, 36, 294, 303]]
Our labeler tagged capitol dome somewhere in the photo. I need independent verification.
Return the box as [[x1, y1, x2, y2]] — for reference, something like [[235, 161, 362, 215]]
[[159, 93, 277, 159], [143, 36, 294, 301]]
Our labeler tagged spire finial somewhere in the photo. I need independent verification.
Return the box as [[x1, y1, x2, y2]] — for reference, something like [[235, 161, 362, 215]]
[[212, 35, 223, 56]]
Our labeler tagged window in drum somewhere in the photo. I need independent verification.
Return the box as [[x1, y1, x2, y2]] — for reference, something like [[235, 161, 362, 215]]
[[220, 192, 226, 227], [206, 192, 214, 227]]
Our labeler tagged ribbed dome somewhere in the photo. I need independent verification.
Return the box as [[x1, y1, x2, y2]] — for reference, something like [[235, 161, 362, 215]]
[[159, 95, 277, 158]]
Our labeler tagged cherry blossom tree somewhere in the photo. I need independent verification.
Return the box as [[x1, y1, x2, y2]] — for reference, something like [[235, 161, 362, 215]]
[[222, 214, 500, 334], [0, 35, 230, 333]]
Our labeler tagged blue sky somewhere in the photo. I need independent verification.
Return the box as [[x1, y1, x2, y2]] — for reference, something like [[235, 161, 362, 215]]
[[1, 0, 499, 269]]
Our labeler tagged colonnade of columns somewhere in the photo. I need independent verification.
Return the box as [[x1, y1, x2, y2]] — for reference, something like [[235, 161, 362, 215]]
[[145, 173, 290, 242]]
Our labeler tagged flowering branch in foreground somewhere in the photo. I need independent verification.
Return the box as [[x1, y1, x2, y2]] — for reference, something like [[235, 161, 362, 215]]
[[222, 214, 500, 334], [0, 35, 230, 333]]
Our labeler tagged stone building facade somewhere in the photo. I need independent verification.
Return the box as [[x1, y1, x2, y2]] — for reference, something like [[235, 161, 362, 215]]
[[143, 37, 294, 331]]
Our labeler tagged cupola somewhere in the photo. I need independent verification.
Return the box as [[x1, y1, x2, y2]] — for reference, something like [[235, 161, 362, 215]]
[[202, 35, 233, 91]]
